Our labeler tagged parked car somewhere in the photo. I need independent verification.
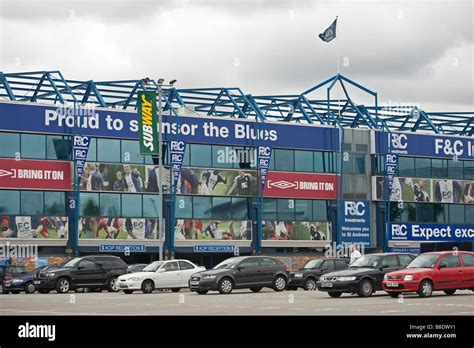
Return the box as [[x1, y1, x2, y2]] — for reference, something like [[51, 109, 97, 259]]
[[383, 251, 474, 298], [0, 265, 30, 294], [317, 253, 416, 297], [34, 255, 128, 294], [6, 265, 51, 294], [189, 256, 289, 295], [127, 263, 148, 273], [117, 259, 205, 294], [288, 258, 349, 291]]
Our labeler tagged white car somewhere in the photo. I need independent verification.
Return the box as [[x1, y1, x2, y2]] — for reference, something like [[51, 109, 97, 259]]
[[117, 259, 205, 294]]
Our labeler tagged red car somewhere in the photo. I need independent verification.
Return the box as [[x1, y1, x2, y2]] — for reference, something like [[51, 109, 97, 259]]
[[382, 251, 474, 298]]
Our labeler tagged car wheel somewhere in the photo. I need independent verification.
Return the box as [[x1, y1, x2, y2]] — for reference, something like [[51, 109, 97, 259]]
[[171, 288, 181, 293], [418, 279, 433, 298], [388, 292, 400, 298], [141, 280, 154, 294], [11, 291, 21, 294], [250, 287, 262, 293], [123, 290, 134, 294], [273, 275, 287, 292], [196, 289, 209, 295], [38, 289, 50, 294], [107, 277, 119, 292], [56, 278, 71, 293], [328, 291, 342, 298], [303, 278, 317, 291], [218, 278, 233, 294], [358, 279, 373, 297], [25, 282, 36, 294], [443, 289, 456, 296]]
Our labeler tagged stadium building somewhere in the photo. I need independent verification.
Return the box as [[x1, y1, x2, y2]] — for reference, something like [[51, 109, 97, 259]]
[[0, 71, 473, 267]]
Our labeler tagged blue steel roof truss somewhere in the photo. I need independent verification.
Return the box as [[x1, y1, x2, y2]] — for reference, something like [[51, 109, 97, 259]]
[[0, 70, 472, 136]]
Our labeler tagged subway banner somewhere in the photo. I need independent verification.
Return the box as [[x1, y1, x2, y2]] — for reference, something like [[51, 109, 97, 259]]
[[0, 158, 72, 190], [136, 91, 158, 156], [339, 200, 371, 246], [389, 223, 474, 242], [0, 102, 339, 151], [373, 130, 474, 160]]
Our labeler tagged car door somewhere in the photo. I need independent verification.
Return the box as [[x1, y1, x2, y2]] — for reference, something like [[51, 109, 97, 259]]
[[335, 259, 348, 271], [374, 255, 400, 289], [258, 257, 281, 284], [155, 261, 180, 288], [233, 258, 261, 286], [71, 259, 105, 286], [460, 253, 474, 289], [434, 253, 463, 290], [178, 261, 198, 287], [321, 260, 336, 277]]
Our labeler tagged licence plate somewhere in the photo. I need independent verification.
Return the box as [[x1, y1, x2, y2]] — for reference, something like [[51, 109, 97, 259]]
[[321, 282, 333, 288], [34, 280, 41, 285], [190, 281, 199, 286], [386, 282, 399, 288]]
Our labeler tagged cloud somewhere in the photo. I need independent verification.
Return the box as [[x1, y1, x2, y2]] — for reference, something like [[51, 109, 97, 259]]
[[0, 0, 472, 111]]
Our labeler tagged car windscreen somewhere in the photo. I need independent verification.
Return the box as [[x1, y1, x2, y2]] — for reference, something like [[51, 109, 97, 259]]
[[143, 261, 164, 272], [213, 258, 241, 270], [407, 254, 439, 269], [63, 258, 81, 268], [303, 259, 323, 269], [350, 255, 383, 268]]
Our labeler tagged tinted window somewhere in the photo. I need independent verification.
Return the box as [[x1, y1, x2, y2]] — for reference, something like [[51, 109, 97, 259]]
[[98, 138, 120, 162], [21, 191, 43, 215], [162, 261, 179, 272], [79, 259, 96, 270], [260, 258, 278, 266], [322, 260, 335, 270], [383, 255, 399, 268], [440, 254, 460, 268], [335, 260, 347, 270], [461, 254, 474, 267], [21, 134, 46, 159], [239, 258, 260, 268], [179, 261, 195, 270], [0, 190, 20, 215], [398, 255, 414, 267], [274, 149, 294, 171]]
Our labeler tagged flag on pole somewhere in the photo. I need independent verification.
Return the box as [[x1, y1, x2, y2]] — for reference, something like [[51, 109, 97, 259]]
[[319, 17, 337, 42]]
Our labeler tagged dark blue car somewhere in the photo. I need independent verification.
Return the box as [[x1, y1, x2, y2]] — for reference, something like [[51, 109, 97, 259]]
[[5, 265, 50, 294]]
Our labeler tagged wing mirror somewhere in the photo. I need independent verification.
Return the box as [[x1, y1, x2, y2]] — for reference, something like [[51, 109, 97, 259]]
[[237, 266, 246, 271], [380, 264, 389, 270], [438, 264, 447, 269], [156, 268, 166, 273], [77, 266, 84, 270]]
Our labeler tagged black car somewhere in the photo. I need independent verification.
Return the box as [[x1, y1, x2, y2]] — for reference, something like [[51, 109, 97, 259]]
[[34, 255, 128, 294], [0, 265, 30, 294], [189, 256, 289, 294], [288, 258, 349, 291], [317, 253, 416, 297]]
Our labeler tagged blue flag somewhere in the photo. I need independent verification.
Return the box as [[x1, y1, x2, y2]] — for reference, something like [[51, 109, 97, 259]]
[[319, 18, 337, 42]]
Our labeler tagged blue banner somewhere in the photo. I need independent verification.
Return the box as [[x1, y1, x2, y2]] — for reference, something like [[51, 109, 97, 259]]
[[385, 154, 398, 196], [72, 135, 90, 180], [374, 131, 474, 160], [339, 200, 371, 246], [257, 146, 272, 193], [390, 223, 474, 242], [193, 245, 236, 252], [0, 102, 339, 151], [169, 140, 186, 190]]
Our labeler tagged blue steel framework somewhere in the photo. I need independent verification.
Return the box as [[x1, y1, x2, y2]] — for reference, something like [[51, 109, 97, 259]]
[[0, 70, 473, 256]]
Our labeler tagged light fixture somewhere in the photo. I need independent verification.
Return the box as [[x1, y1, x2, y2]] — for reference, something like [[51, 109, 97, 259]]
[[157, 78, 165, 85], [140, 77, 150, 85], [169, 79, 177, 86]]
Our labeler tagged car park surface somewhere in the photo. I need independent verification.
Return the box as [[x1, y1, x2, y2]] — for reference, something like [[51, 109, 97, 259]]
[[1, 288, 472, 316]]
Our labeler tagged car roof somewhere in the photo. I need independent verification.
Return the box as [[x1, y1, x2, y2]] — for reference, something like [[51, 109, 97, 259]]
[[422, 251, 473, 255]]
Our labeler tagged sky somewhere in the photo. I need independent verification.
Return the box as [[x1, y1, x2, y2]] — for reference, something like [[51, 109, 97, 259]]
[[0, 0, 472, 111]]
